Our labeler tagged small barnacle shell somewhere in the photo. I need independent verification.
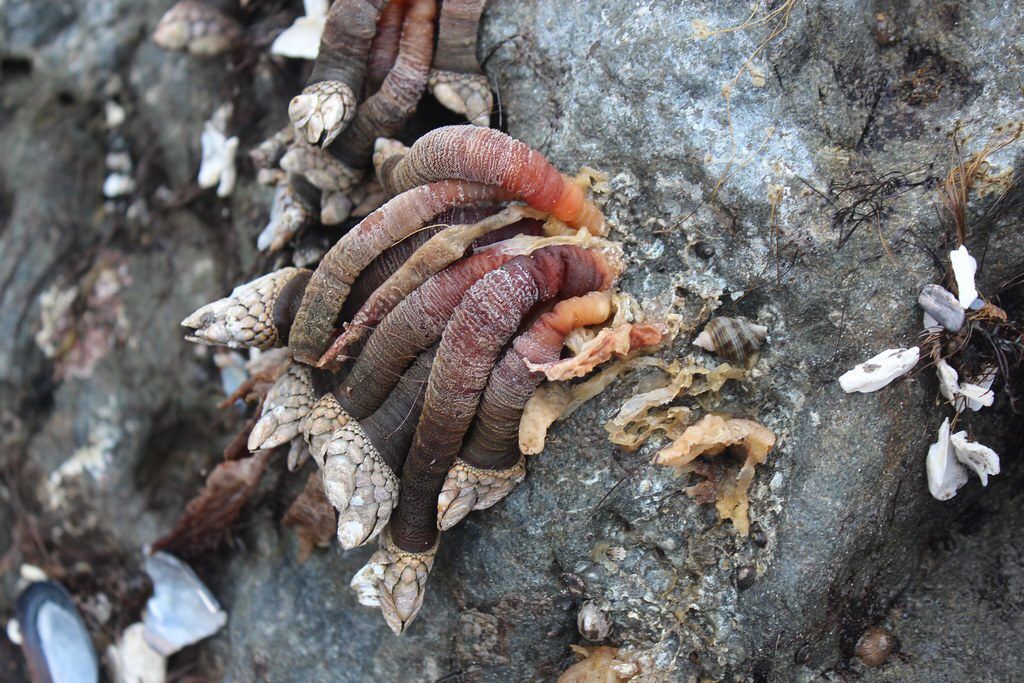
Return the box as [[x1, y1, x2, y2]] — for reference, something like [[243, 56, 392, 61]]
[[917, 284, 964, 332], [692, 316, 768, 362], [577, 601, 611, 641], [153, 0, 240, 56]]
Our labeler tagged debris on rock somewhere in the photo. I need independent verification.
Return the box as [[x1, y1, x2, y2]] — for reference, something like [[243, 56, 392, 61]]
[[558, 645, 640, 682], [838, 347, 920, 394], [271, 0, 328, 60], [198, 104, 239, 197], [142, 551, 227, 657], [106, 622, 168, 683]]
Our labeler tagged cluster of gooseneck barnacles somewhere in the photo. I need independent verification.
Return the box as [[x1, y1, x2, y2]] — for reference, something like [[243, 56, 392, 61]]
[[181, 124, 635, 633], [155, 0, 497, 252]]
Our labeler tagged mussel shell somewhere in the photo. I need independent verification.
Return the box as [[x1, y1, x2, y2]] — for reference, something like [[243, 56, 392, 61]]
[[918, 284, 964, 332], [693, 316, 768, 362], [15, 581, 99, 683]]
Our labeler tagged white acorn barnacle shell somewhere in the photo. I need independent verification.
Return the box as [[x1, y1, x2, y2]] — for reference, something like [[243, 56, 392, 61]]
[[692, 316, 768, 362], [577, 601, 611, 641], [839, 347, 919, 393]]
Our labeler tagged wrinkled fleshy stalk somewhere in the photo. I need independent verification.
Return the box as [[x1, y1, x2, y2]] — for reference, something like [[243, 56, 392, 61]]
[[429, 0, 493, 126]]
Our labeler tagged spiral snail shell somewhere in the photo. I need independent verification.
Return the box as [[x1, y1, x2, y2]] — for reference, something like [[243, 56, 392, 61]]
[[693, 316, 768, 362]]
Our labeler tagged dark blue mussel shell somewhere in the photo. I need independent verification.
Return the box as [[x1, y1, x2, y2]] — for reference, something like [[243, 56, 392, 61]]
[[15, 581, 99, 683]]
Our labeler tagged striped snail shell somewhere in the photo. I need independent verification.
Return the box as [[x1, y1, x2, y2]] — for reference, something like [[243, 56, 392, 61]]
[[693, 316, 768, 362]]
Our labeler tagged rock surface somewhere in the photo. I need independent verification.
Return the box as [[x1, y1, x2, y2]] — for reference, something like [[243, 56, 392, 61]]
[[0, 0, 1022, 681]]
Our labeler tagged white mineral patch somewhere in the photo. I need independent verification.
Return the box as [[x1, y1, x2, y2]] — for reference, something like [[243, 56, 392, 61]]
[[198, 104, 239, 197], [270, 0, 327, 60], [839, 347, 920, 393], [950, 431, 1000, 486], [949, 245, 979, 308], [926, 417, 967, 501]]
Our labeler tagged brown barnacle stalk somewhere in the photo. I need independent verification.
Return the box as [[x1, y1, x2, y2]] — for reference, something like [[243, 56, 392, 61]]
[[288, 0, 386, 146], [363, 244, 622, 633], [301, 348, 436, 550], [377, 125, 607, 235], [429, 0, 493, 126], [288, 180, 515, 365], [153, 0, 241, 56], [328, 205, 547, 357], [181, 267, 312, 349], [437, 291, 616, 530], [364, 0, 410, 96]]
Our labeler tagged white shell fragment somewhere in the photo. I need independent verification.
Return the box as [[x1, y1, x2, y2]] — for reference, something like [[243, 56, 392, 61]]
[[142, 552, 227, 657], [926, 418, 967, 501], [107, 623, 167, 683], [198, 104, 239, 197], [839, 347, 920, 393], [950, 431, 1000, 486], [103, 173, 136, 198], [270, 0, 327, 60], [949, 245, 979, 309], [934, 359, 996, 412]]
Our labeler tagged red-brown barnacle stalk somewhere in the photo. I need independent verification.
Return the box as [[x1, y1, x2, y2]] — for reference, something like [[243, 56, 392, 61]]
[[153, 0, 240, 56], [337, 247, 523, 414], [378, 126, 607, 234], [181, 267, 311, 349], [247, 364, 315, 452], [322, 0, 437, 178], [331, 205, 547, 357], [316, 348, 434, 549], [289, 0, 386, 146], [365, 0, 409, 96], [437, 291, 615, 530], [429, 0, 493, 126], [288, 180, 514, 365], [371, 245, 621, 632]]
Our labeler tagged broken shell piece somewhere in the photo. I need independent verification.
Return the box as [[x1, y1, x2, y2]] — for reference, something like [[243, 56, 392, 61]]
[[925, 418, 967, 501], [197, 104, 239, 198], [288, 81, 357, 147], [838, 347, 919, 393], [257, 182, 316, 253], [153, 0, 240, 56], [351, 528, 438, 635], [577, 601, 611, 641], [962, 367, 997, 412], [935, 358, 959, 402], [270, 0, 327, 60], [248, 365, 315, 451], [436, 457, 526, 531], [106, 622, 167, 683], [918, 284, 964, 332], [181, 267, 308, 349], [934, 359, 995, 412], [320, 423, 398, 549], [693, 317, 768, 363], [142, 552, 227, 656], [949, 245, 979, 308], [16, 581, 99, 683], [950, 431, 1000, 486]]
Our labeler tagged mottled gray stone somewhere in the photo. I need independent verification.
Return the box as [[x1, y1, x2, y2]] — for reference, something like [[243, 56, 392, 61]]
[[0, 0, 1022, 681]]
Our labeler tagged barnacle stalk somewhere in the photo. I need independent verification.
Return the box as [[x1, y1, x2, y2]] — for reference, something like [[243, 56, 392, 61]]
[[181, 267, 311, 349], [350, 527, 438, 634], [430, 0, 492, 126]]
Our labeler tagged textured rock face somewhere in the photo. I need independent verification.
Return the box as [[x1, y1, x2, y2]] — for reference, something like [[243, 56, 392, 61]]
[[0, 0, 1022, 681]]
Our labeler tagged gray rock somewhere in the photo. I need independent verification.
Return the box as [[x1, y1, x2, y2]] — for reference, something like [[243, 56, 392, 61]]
[[0, 0, 1022, 681]]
